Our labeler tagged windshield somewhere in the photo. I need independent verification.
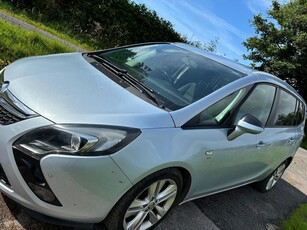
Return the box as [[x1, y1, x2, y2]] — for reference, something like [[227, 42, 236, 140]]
[[96, 44, 245, 110]]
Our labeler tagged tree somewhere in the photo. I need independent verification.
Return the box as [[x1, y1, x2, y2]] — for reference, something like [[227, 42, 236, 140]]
[[243, 0, 307, 101], [188, 37, 219, 53]]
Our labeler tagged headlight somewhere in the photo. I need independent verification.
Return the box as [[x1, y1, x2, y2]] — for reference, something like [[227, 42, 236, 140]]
[[13, 125, 141, 159]]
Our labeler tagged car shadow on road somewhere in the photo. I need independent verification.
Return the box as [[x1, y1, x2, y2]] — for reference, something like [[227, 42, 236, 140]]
[[158, 179, 307, 230], [2, 179, 307, 230]]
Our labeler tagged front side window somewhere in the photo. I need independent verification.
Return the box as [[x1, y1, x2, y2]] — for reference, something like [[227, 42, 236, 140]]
[[95, 44, 245, 110], [235, 84, 276, 125], [185, 88, 246, 127]]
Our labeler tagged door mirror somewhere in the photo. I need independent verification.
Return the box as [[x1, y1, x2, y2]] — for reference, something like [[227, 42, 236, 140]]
[[228, 114, 264, 141]]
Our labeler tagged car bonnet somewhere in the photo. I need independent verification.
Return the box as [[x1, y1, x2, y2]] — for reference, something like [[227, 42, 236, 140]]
[[3, 53, 174, 128]]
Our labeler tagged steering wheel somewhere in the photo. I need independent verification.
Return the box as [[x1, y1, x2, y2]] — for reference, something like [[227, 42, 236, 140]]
[[155, 70, 173, 84]]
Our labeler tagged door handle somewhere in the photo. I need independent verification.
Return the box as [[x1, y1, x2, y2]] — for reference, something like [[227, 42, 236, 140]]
[[256, 141, 271, 149], [205, 150, 214, 156], [287, 137, 294, 144], [256, 141, 265, 148]]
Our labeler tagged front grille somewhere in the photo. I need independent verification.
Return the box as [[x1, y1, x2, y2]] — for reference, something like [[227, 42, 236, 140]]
[[0, 104, 23, 125], [0, 80, 36, 125], [0, 163, 11, 187]]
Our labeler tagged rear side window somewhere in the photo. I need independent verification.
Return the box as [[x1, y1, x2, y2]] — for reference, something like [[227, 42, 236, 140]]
[[273, 90, 298, 126], [294, 102, 305, 125]]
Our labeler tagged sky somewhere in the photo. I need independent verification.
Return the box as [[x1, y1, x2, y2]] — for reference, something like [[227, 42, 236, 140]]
[[132, 0, 286, 65]]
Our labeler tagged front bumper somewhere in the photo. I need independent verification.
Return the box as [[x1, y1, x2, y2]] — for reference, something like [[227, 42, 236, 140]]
[[0, 117, 133, 223], [20, 204, 94, 228]]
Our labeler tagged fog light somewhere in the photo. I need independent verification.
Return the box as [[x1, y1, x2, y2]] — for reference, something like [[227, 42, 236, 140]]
[[13, 149, 62, 206], [28, 183, 56, 202]]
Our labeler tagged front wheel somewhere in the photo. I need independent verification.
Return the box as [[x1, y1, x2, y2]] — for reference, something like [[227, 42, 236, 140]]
[[104, 169, 183, 230], [255, 161, 287, 193]]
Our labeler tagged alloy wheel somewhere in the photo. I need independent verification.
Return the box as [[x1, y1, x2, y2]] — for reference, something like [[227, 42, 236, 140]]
[[123, 179, 177, 230], [265, 163, 286, 191]]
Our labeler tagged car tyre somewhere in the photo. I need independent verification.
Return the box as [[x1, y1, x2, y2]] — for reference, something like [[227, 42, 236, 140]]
[[255, 161, 287, 193], [104, 168, 183, 230]]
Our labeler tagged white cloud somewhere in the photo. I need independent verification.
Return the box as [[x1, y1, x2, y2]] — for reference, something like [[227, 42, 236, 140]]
[[246, 0, 292, 15], [177, 1, 248, 56], [246, 0, 272, 15], [180, 2, 248, 39], [132, 0, 251, 61]]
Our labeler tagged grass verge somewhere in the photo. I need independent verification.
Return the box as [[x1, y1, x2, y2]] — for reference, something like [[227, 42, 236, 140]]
[[281, 203, 307, 230], [0, 1, 92, 51], [0, 19, 73, 69]]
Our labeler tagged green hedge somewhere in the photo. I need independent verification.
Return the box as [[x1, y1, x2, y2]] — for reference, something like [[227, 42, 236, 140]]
[[2, 0, 185, 49]]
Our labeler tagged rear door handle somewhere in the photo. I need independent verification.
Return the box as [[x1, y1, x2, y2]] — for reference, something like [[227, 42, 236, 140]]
[[287, 137, 294, 144]]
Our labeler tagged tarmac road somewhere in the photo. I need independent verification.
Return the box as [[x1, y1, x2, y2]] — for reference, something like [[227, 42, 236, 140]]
[[0, 148, 306, 230], [158, 148, 307, 230]]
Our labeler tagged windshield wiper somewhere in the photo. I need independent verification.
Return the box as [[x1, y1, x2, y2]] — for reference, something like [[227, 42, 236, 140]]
[[87, 54, 165, 108]]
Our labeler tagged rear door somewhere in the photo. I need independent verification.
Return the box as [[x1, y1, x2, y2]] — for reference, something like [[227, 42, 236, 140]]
[[265, 89, 306, 168]]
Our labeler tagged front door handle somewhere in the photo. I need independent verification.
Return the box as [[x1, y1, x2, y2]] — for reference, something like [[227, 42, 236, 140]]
[[256, 141, 271, 149], [256, 141, 265, 148]]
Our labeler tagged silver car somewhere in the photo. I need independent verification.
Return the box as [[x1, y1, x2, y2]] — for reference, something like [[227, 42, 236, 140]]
[[0, 43, 305, 230]]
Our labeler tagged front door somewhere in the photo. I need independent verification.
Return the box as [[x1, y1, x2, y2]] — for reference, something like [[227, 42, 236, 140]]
[[183, 84, 277, 198]]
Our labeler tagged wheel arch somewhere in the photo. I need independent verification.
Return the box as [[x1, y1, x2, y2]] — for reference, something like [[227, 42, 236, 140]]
[[175, 167, 192, 202], [285, 156, 293, 167], [122, 166, 192, 206], [136, 166, 192, 202], [103, 166, 192, 229]]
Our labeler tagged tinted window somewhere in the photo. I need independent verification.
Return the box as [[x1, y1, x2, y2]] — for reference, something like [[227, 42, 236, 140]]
[[185, 88, 246, 127], [294, 102, 305, 125], [98, 44, 245, 110], [235, 84, 276, 125], [273, 90, 297, 126]]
